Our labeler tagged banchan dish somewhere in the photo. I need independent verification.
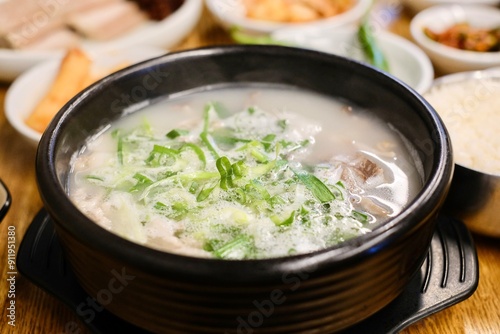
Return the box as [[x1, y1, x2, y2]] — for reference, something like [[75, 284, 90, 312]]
[[36, 45, 453, 333]]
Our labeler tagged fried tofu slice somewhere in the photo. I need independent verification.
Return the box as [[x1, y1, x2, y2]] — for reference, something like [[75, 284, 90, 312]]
[[25, 48, 92, 133]]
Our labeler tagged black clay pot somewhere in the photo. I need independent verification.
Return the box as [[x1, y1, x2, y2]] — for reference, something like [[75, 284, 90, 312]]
[[36, 45, 453, 334]]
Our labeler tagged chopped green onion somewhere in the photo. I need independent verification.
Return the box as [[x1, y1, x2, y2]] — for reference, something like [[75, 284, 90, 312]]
[[130, 173, 154, 193], [170, 201, 189, 220], [196, 183, 217, 202], [117, 135, 124, 165], [291, 168, 335, 203], [272, 211, 295, 227], [151, 145, 178, 156], [352, 210, 369, 224], [180, 143, 207, 168], [200, 104, 220, 159], [166, 129, 189, 139], [212, 235, 254, 259], [277, 119, 288, 130], [231, 160, 246, 178], [86, 175, 104, 182], [209, 101, 230, 118], [179, 171, 219, 182], [216, 156, 234, 190], [188, 181, 200, 194], [261, 134, 276, 151], [154, 201, 167, 210], [145, 145, 179, 166], [212, 128, 252, 149]]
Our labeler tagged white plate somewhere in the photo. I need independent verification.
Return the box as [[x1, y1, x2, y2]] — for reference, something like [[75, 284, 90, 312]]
[[0, 0, 202, 82], [272, 25, 434, 94], [4, 46, 167, 147]]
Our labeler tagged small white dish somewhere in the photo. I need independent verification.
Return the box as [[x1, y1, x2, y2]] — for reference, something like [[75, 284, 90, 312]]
[[4, 46, 167, 147], [401, 0, 500, 13], [205, 0, 372, 35], [272, 25, 434, 94], [0, 0, 202, 82], [410, 4, 500, 75]]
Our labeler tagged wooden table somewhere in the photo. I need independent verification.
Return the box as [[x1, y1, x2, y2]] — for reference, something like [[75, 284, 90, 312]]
[[1, 3, 499, 334]]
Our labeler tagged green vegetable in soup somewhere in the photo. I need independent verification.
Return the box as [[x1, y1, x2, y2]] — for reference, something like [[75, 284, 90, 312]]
[[79, 101, 374, 260]]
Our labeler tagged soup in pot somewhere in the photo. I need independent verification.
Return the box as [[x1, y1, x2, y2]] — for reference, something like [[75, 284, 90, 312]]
[[69, 85, 423, 259]]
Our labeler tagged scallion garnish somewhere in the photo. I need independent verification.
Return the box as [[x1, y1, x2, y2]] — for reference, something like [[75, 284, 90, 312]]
[[166, 129, 189, 139], [212, 235, 255, 259], [291, 168, 335, 203], [351, 210, 369, 224], [200, 104, 220, 159], [181, 143, 206, 168]]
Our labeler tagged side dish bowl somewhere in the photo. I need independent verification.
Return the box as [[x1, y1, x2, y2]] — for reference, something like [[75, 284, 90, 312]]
[[0, 0, 202, 82], [272, 25, 434, 94], [423, 68, 500, 238], [410, 5, 500, 74], [4, 46, 166, 147], [35, 45, 453, 333], [206, 0, 372, 35]]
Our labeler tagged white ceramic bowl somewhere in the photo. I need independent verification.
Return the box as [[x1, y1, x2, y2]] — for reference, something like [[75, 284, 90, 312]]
[[205, 0, 372, 35], [272, 26, 434, 94], [410, 4, 500, 75], [4, 46, 166, 147], [0, 0, 202, 82], [401, 0, 500, 13]]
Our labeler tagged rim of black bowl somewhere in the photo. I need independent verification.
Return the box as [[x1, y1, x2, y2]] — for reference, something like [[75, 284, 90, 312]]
[[36, 45, 453, 282]]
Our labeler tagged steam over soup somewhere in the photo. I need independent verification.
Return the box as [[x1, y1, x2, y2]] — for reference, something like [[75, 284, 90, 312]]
[[69, 86, 423, 259]]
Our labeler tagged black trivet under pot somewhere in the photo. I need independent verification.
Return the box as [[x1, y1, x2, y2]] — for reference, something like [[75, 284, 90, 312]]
[[17, 210, 478, 334]]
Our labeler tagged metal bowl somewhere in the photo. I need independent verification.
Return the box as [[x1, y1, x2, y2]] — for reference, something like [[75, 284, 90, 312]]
[[35, 45, 453, 333], [424, 68, 500, 238], [444, 164, 500, 237]]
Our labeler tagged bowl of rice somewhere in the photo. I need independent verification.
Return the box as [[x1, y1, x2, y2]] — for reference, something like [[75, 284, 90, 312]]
[[423, 68, 500, 237]]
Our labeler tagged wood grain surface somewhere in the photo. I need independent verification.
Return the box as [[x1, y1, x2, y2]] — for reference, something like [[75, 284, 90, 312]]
[[0, 2, 499, 334]]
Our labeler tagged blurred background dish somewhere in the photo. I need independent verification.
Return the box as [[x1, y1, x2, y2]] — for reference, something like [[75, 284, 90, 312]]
[[0, 0, 202, 82], [423, 67, 500, 237], [272, 25, 434, 93], [205, 0, 372, 35], [401, 0, 500, 14], [410, 4, 500, 75], [4, 46, 166, 147]]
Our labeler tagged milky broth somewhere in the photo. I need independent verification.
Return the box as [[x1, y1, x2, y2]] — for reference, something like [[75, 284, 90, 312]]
[[69, 85, 423, 259]]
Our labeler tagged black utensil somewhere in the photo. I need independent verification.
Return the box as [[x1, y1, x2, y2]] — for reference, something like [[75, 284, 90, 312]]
[[0, 179, 11, 223]]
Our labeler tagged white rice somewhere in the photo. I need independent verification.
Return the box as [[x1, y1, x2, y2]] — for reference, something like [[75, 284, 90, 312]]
[[424, 77, 500, 175]]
